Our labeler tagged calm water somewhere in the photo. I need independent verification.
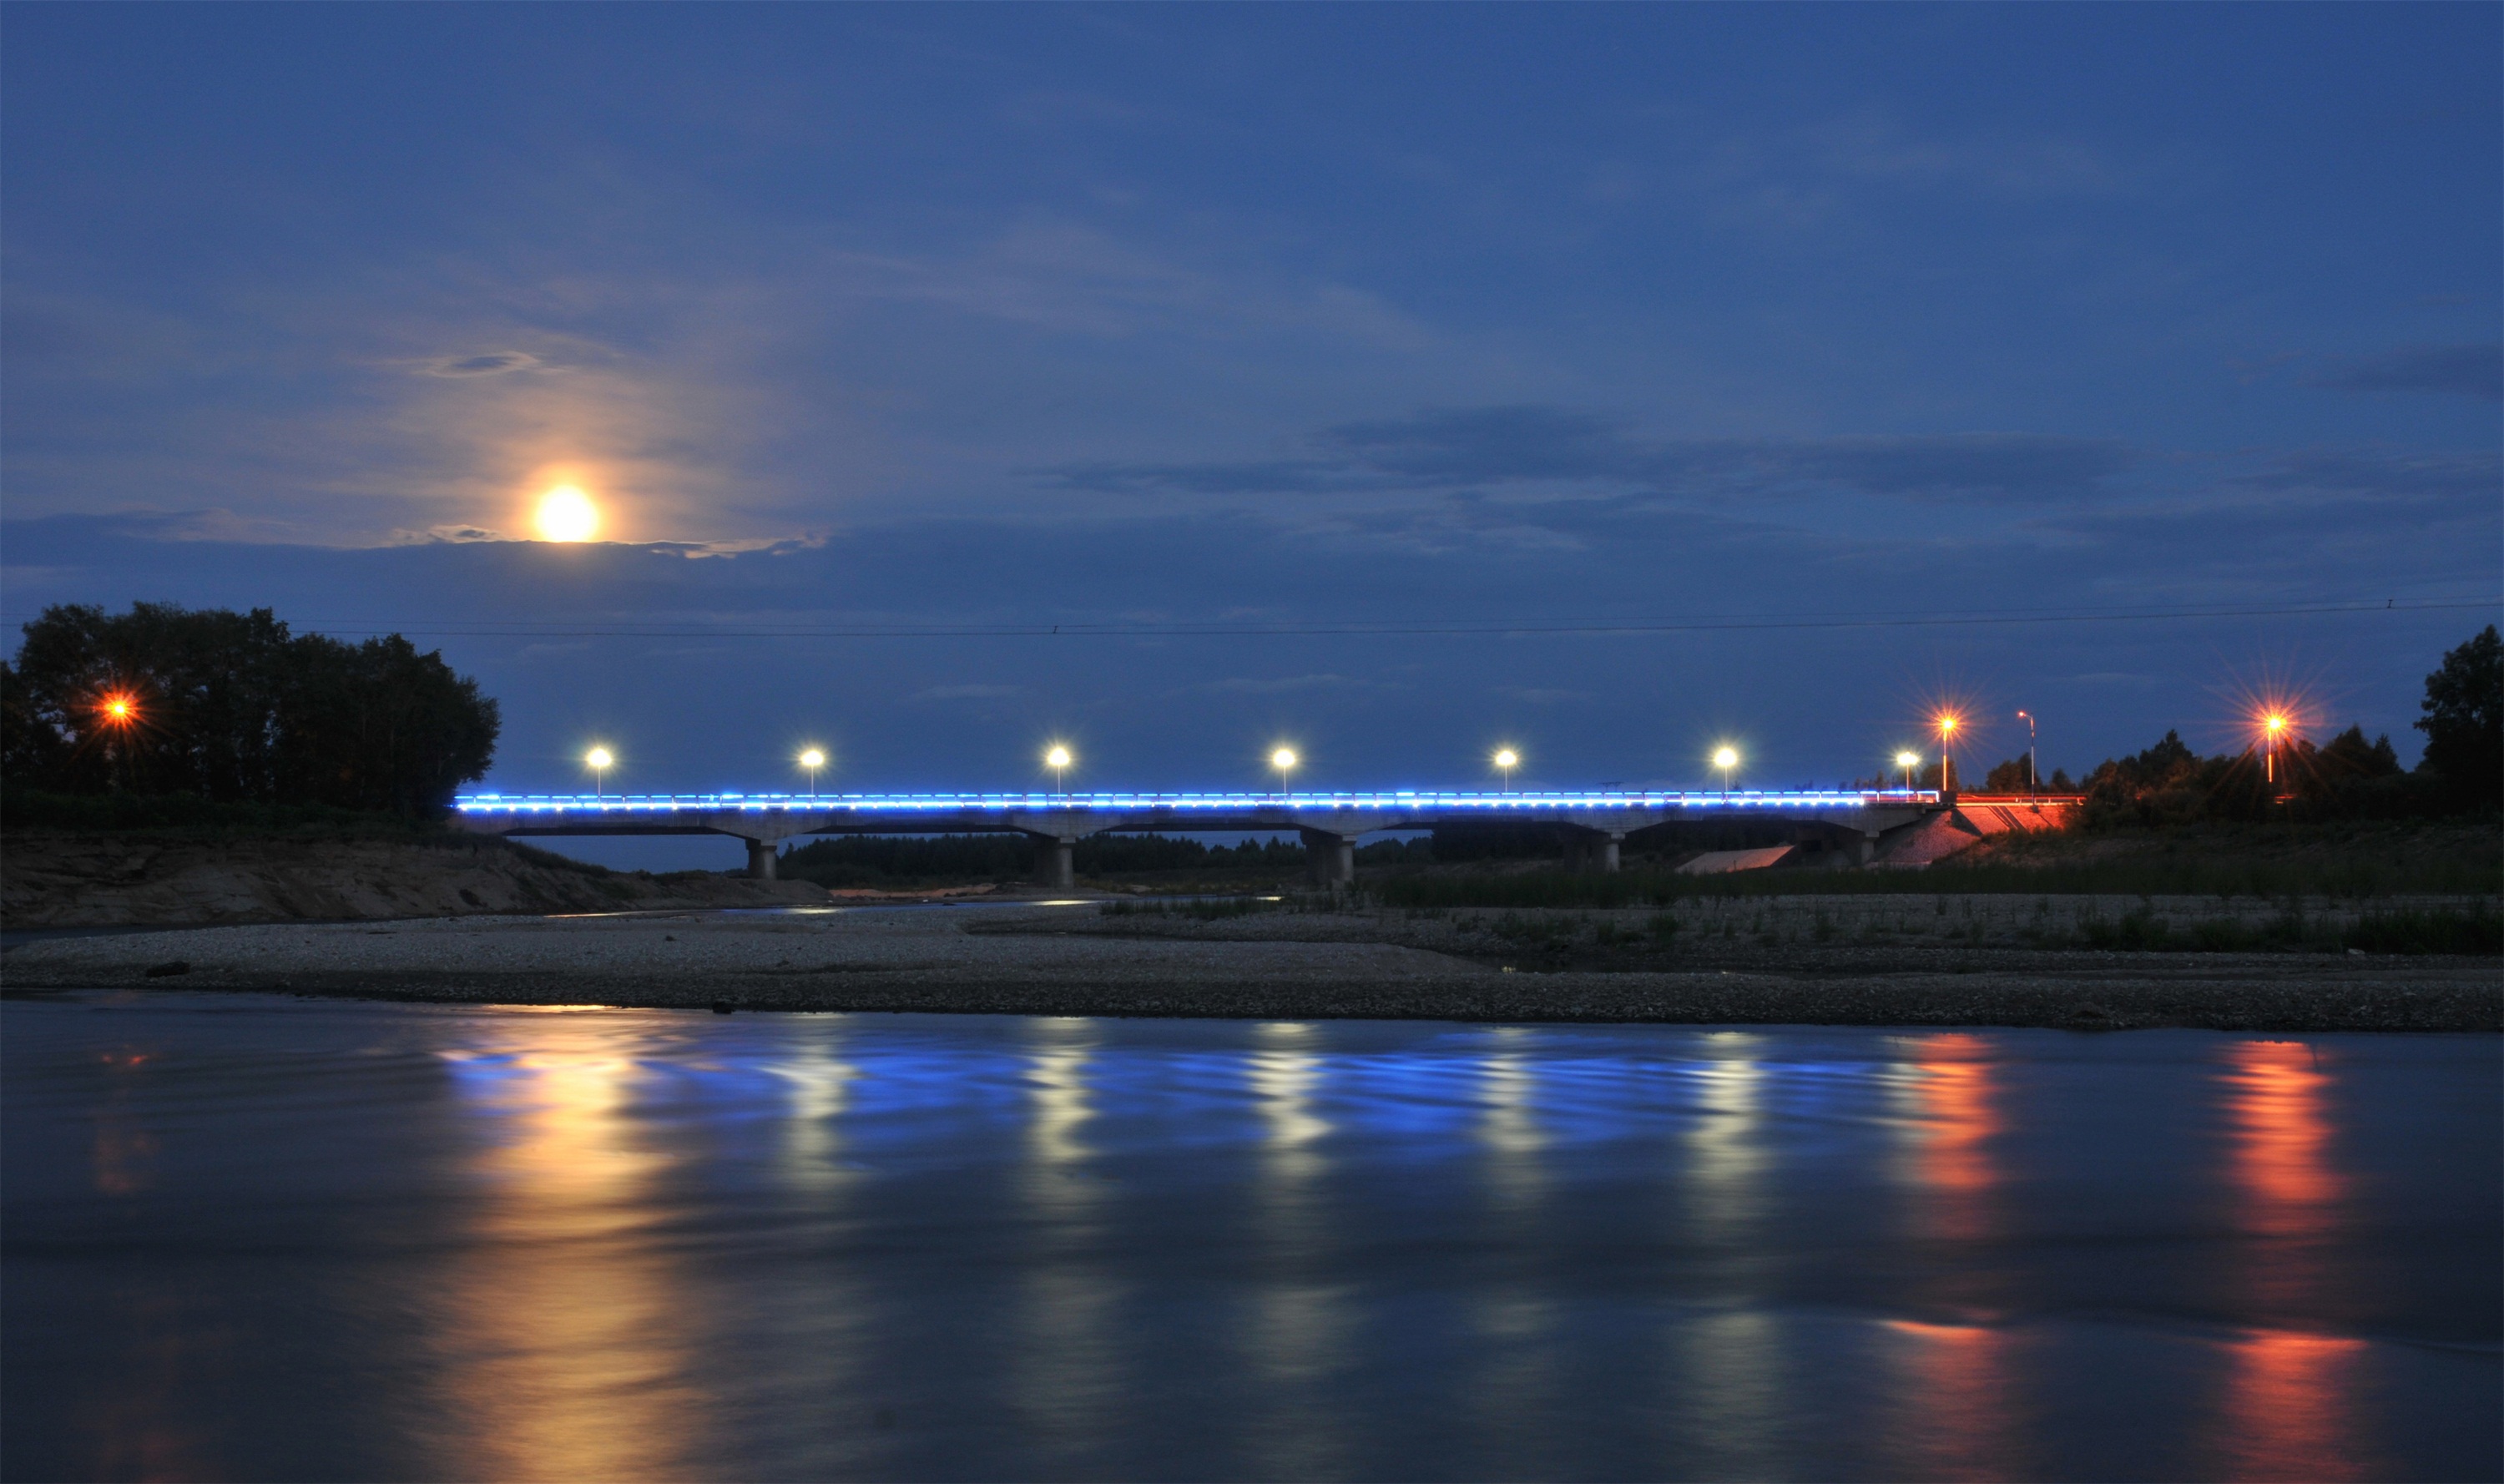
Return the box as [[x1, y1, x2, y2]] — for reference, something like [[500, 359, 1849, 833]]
[[3, 992, 2496, 1482]]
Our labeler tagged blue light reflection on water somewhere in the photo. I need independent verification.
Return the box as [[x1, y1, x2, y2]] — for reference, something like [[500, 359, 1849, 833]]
[[3, 994, 2496, 1482]]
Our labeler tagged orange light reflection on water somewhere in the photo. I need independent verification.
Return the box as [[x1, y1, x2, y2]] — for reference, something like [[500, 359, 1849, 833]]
[[1908, 1032, 2001, 1246], [1890, 1034, 2019, 1477], [432, 1037, 706, 1481], [2210, 1039, 2370, 1481]]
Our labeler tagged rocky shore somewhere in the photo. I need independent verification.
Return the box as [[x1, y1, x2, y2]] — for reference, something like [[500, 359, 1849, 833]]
[[4, 900, 2495, 1032]]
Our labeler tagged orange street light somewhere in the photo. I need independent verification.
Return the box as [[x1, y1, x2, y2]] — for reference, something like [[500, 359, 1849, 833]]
[[2261, 711, 2290, 785], [1935, 714, 1961, 795], [97, 692, 139, 729]]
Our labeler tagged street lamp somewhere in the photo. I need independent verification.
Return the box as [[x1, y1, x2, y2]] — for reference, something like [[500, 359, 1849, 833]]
[[584, 745, 614, 799], [1895, 750, 1921, 790], [1493, 748, 1519, 795], [1712, 745, 1739, 793], [1271, 746, 1299, 799], [1935, 714, 1961, 795], [2262, 712, 2289, 786], [1046, 745, 1073, 797], [798, 747, 826, 797], [2016, 711, 2037, 795]]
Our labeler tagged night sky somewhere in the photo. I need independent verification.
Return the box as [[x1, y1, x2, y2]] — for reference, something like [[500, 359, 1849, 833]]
[[6, 7, 2497, 864]]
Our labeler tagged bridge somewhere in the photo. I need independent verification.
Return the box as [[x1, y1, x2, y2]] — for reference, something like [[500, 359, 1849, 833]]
[[452, 789, 2080, 887]]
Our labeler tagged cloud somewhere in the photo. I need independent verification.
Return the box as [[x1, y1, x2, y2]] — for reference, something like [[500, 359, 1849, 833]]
[[2311, 344, 2502, 402], [1037, 405, 2133, 507], [2234, 447, 2501, 505], [412, 351, 548, 378]]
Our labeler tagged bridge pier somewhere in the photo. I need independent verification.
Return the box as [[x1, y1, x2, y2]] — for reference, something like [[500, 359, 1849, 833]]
[[1038, 837, 1076, 891], [1563, 830, 1623, 874], [1300, 829, 1358, 889], [745, 838, 778, 881]]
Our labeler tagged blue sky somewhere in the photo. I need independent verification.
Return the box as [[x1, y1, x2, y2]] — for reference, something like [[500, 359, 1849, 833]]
[[5, 5, 2497, 852]]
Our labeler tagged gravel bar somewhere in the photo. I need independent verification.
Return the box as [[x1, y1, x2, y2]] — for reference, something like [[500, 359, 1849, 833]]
[[3, 903, 2496, 1032]]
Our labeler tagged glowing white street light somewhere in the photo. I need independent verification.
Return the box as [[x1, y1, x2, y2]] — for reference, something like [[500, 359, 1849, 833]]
[[1493, 748, 1519, 794], [584, 745, 614, 798], [1045, 745, 1073, 797], [1895, 750, 1921, 790], [1712, 745, 1739, 793], [2015, 710, 2037, 795], [1270, 746, 1299, 798], [799, 747, 827, 797]]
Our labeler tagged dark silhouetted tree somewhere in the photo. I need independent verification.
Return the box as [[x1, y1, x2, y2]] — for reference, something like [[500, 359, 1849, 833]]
[[2416, 624, 2501, 810], [3, 603, 497, 817]]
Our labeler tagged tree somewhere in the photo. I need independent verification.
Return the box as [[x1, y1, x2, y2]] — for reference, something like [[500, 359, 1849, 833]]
[[3, 603, 498, 817], [2416, 624, 2501, 810]]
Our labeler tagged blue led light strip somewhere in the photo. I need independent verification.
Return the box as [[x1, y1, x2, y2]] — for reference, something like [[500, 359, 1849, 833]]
[[454, 789, 1943, 814]]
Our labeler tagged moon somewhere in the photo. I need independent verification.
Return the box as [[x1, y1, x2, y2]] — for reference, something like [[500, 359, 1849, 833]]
[[533, 485, 600, 543]]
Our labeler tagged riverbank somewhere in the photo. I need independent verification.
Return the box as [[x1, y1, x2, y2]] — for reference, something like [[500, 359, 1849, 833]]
[[0, 833, 826, 926], [3, 901, 2494, 1032]]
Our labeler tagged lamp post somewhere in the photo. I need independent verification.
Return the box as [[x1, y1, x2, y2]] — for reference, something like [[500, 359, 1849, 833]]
[[584, 745, 613, 800], [1712, 745, 1739, 794], [1493, 748, 1519, 795], [1935, 714, 1960, 796], [2263, 713, 2287, 787], [2016, 711, 2037, 795], [1271, 747, 1298, 800], [799, 748, 826, 798], [1895, 750, 1921, 791], [1046, 745, 1073, 798]]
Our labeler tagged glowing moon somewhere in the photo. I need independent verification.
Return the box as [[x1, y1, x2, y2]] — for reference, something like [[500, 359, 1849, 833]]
[[533, 485, 600, 543]]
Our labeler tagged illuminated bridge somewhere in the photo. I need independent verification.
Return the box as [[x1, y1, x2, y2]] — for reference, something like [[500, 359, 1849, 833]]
[[450, 788, 2072, 887]]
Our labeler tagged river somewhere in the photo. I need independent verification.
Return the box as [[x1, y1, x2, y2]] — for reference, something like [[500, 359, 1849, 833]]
[[4, 992, 2496, 1481]]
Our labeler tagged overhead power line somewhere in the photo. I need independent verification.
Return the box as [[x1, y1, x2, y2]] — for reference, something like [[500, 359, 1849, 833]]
[[2, 596, 2493, 642]]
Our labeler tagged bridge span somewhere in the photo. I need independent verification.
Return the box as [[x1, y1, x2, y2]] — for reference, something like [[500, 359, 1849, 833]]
[[452, 788, 2077, 887]]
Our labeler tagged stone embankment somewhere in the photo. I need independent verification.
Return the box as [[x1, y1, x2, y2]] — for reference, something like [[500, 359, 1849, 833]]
[[0, 834, 823, 928]]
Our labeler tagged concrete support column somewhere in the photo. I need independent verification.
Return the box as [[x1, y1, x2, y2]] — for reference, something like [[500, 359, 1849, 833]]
[[746, 838, 778, 881], [1300, 829, 1357, 888], [1042, 838, 1076, 891], [1565, 830, 1623, 874]]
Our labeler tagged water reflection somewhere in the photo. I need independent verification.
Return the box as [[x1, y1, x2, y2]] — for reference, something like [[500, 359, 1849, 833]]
[[1013, 1018, 1123, 1461], [1675, 1036, 1785, 1476], [1471, 1028, 1558, 1471], [1903, 1032, 2002, 1248], [434, 1027, 705, 1481], [1243, 1022, 1349, 1474], [1684, 1034, 1769, 1242], [1884, 1318, 2017, 1482], [1886, 1034, 2020, 1478], [2212, 1040, 2370, 1481], [767, 1022, 856, 1193]]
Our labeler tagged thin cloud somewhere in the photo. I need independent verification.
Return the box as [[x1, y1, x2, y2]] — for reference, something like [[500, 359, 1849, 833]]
[[2311, 344, 2502, 402]]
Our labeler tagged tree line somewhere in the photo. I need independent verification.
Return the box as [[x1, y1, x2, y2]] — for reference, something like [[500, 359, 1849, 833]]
[[2041, 625, 2501, 825], [2, 603, 500, 818]]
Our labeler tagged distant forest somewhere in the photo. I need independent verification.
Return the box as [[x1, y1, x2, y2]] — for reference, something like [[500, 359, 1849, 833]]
[[1, 603, 499, 818]]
